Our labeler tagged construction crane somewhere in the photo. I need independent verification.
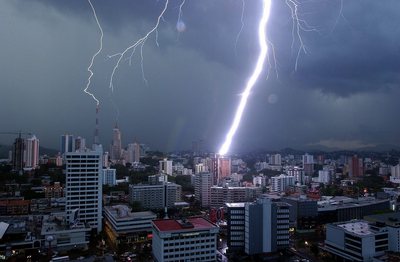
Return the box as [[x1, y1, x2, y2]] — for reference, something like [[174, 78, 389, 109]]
[[0, 131, 33, 173]]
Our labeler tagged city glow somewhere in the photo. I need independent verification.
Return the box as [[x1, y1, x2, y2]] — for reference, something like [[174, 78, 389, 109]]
[[218, 0, 271, 156]]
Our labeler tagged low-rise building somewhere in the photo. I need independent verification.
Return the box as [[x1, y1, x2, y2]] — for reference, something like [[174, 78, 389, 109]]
[[210, 186, 262, 208], [152, 217, 219, 262], [324, 220, 388, 261], [41, 212, 91, 251], [129, 183, 181, 210], [103, 205, 156, 249]]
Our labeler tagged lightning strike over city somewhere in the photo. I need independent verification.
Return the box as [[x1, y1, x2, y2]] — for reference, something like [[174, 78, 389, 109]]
[[218, 0, 271, 156], [2, 0, 400, 260], [84, 0, 103, 106]]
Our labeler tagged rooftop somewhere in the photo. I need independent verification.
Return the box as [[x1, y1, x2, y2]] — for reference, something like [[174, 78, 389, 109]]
[[225, 203, 246, 208], [152, 217, 217, 232], [364, 212, 400, 227], [337, 221, 373, 236]]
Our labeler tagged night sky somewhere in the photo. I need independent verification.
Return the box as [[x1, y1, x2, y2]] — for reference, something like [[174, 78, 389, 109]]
[[1, 0, 400, 153]]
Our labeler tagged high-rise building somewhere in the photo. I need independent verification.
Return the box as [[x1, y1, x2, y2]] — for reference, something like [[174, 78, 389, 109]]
[[152, 217, 219, 262], [110, 123, 122, 162], [102, 168, 117, 186], [349, 155, 364, 178], [245, 198, 290, 255], [285, 166, 305, 184], [226, 203, 246, 252], [159, 159, 173, 176], [24, 135, 39, 169], [194, 172, 213, 207], [74, 136, 86, 152], [269, 154, 282, 166], [209, 155, 231, 185], [65, 149, 103, 233], [270, 174, 295, 193], [390, 164, 400, 183], [61, 134, 75, 155], [133, 142, 141, 163], [302, 153, 314, 175], [126, 142, 141, 164], [12, 136, 25, 172]]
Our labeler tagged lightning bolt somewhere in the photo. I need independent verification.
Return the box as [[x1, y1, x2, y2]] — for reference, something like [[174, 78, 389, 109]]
[[84, 0, 103, 106], [108, 0, 170, 91], [218, 0, 271, 156], [234, 0, 246, 56], [285, 0, 318, 71]]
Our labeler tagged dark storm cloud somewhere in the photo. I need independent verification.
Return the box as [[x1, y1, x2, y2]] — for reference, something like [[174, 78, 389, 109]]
[[1, 0, 400, 152]]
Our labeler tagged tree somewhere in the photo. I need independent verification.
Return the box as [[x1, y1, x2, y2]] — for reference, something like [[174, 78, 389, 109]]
[[131, 201, 143, 212]]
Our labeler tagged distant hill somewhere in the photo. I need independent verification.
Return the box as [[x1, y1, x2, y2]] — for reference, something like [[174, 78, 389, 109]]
[[0, 144, 58, 159]]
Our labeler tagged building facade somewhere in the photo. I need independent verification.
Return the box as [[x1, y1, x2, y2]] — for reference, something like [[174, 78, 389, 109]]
[[194, 172, 213, 208], [245, 198, 290, 255], [129, 183, 181, 210], [103, 205, 156, 249], [65, 150, 103, 233]]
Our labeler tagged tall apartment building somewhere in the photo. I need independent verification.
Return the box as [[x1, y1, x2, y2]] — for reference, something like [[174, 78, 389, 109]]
[[24, 135, 39, 169], [74, 136, 86, 151], [268, 154, 282, 166], [126, 142, 141, 164], [152, 217, 219, 262], [159, 159, 173, 176], [349, 155, 364, 178], [110, 123, 122, 161], [226, 203, 246, 252], [128, 183, 181, 210], [245, 198, 290, 255], [270, 174, 295, 193], [285, 166, 304, 184], [61, 134, 75, 155], [390, 164, 400, 183], [302, 153, 314, 176], [65, 150, 103, 233], [102, 168, 117, 186], [194, 172, 213, 208], [12, 136, 25, 172]]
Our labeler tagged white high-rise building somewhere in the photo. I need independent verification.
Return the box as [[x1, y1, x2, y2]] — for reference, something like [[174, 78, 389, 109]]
[[126, 142, 141, 164], [24, 135, 39, 169], [390, 164, 400, 184], [270, 174, 295, 193], [61, 134, 75, 155], [65, 149, 103, 233], [102, 168, 117, 186], [195, 172, 213, 207], [74, 136, 86, 151], [159, 159, 173, 176]]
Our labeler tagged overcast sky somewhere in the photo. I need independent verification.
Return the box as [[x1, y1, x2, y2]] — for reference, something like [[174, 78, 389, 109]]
[[1, 0, 400, 153]]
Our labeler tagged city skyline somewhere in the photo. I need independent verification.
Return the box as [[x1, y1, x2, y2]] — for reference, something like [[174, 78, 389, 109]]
[[1, 0, 400, 153]]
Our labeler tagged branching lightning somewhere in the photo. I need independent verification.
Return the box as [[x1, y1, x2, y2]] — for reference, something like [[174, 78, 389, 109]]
[[84, 0, 103, 106], [108, 0, 170, 90], [218, 0, 272, 156], [234, 0, 246, 56], [176, 0, 187, 38], [285, 0, 318, 71]]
